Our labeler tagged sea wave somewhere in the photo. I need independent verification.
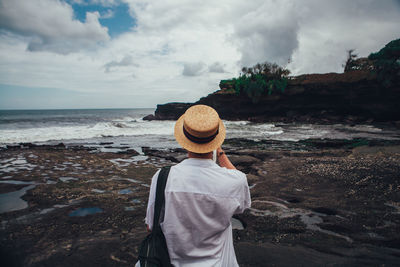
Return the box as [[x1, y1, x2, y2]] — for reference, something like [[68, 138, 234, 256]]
[[0, 116, 397, 145], [225, 121, 284, 139], [0, 120, 175, 144]]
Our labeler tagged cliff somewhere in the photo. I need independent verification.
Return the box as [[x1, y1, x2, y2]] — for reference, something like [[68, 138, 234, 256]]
[[143, 102, 192, 120], [144, 70, 400, 124], [199, 71, 400, 123]]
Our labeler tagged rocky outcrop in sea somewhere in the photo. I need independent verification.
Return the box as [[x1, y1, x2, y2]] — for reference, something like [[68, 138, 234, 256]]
[[145, 70, 400, 125]]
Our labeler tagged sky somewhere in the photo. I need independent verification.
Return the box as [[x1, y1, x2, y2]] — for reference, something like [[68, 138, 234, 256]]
[[0, 0, 399, 109]]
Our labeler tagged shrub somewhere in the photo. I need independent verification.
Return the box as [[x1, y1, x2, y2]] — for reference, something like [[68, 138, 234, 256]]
[[222, 62, 290, 103], [368, 38, 400, 87]]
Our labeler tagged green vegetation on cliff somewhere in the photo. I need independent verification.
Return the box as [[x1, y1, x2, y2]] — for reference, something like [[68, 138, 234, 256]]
[[368, 38, 400, 87], [220, 62, 290, 103], [220, 39, 399, 103]]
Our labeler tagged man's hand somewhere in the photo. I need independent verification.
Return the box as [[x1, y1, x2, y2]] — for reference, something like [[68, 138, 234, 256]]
[[217, 146, 236, 170]]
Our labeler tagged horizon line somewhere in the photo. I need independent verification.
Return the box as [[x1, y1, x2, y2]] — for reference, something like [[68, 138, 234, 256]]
[[0, 107, 155, 111]]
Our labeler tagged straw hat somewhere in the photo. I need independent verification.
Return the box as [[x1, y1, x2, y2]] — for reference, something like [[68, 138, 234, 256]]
[[174, 105, 226, 153]]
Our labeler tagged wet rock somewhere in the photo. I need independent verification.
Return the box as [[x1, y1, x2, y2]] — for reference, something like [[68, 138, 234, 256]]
[[142, 114, 155, 121], [1, 142, 400, 266], [99, 142, 113, 145], [246, 174, 261, 185], [311, 207, 338, 216], [123, 149, 140, 156], [141, 147, 186, 162], [228, 155, 260, 167], [148, 103, 192, 120], [286, 197, 302, 204], [19, 143, 37, 148]]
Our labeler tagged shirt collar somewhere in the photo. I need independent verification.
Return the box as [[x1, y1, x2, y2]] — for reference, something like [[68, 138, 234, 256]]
[[180, 158, 218, 168]]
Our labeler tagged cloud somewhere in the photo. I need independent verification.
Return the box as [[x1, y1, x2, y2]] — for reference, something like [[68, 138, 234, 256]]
[[232, 0, 299, 67], [1, 0, 400, 109], [287, 0, 400, 74], [104, 55, 138, 72], [0, 0, 109, 54], [71, 0, 118, 6], [208, 62, 226, 73], [182, 62, 206, 76], [90, 0, 118, 6]]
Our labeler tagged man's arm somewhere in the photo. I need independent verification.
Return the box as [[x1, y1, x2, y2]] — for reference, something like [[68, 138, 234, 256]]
[[217, 147, 236, 169]]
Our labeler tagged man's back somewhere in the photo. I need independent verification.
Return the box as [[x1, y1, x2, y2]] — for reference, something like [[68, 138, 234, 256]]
[[145, 158, 251, 267]]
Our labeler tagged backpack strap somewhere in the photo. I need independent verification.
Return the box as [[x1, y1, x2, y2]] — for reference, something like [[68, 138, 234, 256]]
[[152, 166, 171, 234]]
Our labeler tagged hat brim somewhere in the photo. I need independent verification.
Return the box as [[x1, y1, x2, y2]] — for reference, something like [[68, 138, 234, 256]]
[[174, 114, 226, 154]]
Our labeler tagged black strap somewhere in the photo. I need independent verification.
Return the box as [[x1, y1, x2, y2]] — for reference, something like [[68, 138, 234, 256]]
[[152, 166, 171, 234]]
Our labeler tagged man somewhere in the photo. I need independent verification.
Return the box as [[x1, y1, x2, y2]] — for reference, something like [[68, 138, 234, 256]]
[[144, 104, 251, 266]]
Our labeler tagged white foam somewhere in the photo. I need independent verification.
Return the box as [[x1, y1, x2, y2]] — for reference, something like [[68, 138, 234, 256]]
[[0, 120, 175, 144], [225, 121, 284, 139], [1, 116, 399, 145]]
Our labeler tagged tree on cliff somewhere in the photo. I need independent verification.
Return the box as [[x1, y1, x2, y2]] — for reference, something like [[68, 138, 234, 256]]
[[221, 61, 290, 103], [368, 38, 400, 87], [343, 49, 375, 73], [343, 49, 357, 72]]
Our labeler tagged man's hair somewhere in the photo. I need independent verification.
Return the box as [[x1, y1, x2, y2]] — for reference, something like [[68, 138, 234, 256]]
[[188, 151, 212, 156]]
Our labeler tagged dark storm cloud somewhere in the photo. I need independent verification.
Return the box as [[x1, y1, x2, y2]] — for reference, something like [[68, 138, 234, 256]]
[[232, 0, 300, 67]]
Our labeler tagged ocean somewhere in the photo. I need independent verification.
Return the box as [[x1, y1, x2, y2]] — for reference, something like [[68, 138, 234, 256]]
[[1, 109, 399, 152]]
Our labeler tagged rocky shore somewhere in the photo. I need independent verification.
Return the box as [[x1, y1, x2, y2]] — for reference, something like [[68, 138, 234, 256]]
[[1, 139, 400, 266]]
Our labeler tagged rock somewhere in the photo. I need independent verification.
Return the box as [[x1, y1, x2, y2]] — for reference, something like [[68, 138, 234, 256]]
[[246, 173, 261, 184], [311, 207, 338, 215], [228, 155, 260, 167], [141, 147, 186, 162], [2, 139, 400, 266], [151, 70, 400, 123], [141, 147, 161, 157], [126, 149, 140, 156], [142, 114, 155, 121], [173, 154, 187, 163], [154, 103, 192, 120], [116, 149, 140, 156], [100, 142, 113, 145], [19, 143, 37, 148]]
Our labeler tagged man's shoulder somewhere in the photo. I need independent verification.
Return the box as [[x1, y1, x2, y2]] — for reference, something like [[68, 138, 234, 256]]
[[171, 162, 247, 189], [219, 167, 247, 181]]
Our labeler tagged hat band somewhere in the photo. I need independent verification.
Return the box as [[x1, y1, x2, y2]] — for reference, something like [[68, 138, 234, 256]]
[[183, 126, 219, 144]]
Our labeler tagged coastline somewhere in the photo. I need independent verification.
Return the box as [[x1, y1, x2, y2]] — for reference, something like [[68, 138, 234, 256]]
[[144, 71, 400, 126], [1, 139, 400, 266]]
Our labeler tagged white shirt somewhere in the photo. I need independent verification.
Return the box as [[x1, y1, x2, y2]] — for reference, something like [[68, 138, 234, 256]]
[[144, 158, 251, 267]]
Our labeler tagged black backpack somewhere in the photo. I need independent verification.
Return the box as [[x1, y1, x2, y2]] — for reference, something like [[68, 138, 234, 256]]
[[138, 166, 173, 267]]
